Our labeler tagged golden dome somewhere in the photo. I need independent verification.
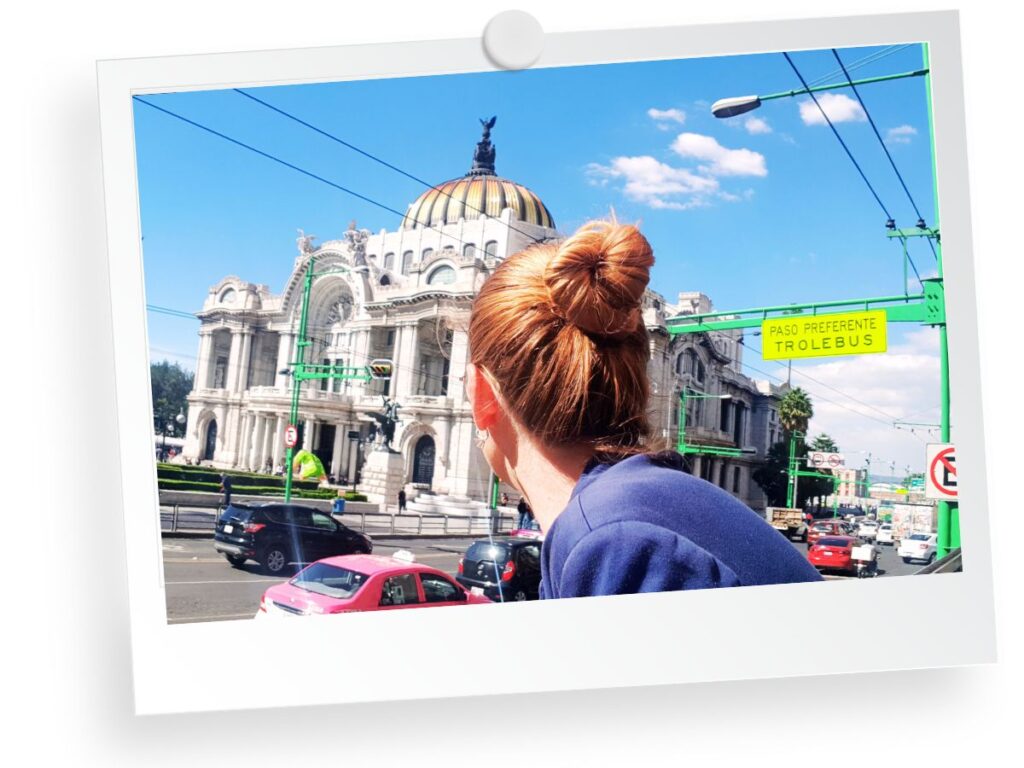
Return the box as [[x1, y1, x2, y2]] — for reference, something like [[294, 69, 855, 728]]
[[400, 175, 555, 231], [400, 116, 555, 231]]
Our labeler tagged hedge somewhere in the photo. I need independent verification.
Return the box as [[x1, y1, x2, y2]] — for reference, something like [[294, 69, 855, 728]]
[[156, 463, 319, 490], [158, 478, 338, 500]]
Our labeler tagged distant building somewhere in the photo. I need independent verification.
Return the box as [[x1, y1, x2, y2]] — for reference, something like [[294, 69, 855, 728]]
[[181, 120, 781, 509]]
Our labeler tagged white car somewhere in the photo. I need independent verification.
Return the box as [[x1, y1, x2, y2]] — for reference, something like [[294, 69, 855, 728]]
[[857, 520, 879, 541], [876, 523, 895, 546], [898, 532, 937, 564]]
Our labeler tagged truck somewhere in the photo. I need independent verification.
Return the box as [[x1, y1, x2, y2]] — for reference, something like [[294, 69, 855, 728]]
[[890, 503, 937, 547], [766, 507, 808, 542]]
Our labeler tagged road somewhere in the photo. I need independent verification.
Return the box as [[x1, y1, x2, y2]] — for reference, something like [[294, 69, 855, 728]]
[[163, 533, 925, 624], [162, 536, 470, 624]]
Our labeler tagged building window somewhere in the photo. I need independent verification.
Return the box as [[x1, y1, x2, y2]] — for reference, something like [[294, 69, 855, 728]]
[[422, 247, 434, 262], [484, 240, 499, 259], [732, 466, 741, 493], [213, 356, 228, 389], [219, 287, 236, 304], [426, 265, 456, 285], [401, 250, 414, 274], [720, 398, 731, 432], [463, 243, 477, 259], [383, 252, 395, 270], [380, 275, 391, 286]]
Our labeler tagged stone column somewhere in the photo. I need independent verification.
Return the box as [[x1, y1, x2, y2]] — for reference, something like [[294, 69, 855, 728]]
[[303, 418, 315, 451], [236, 412, 252, 470], [274, 333, 293, 389], [233, 331, 253, 393], [194, 331, 213, 390], [249, 415, 266, 471], [394, 322, 420, 399], [261, 415, 275, 472], [340, 424, 352, 477], [271, 415, 285, 469], [225, 330, 242, 392], [330, 423, 345, 479], [448, 329, 469, 404]]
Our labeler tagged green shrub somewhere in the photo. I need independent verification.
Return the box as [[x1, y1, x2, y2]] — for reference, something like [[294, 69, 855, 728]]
[[343, 492, 368, 502]]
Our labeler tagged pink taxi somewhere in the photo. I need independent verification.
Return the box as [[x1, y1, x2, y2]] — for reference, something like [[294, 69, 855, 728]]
[[256, 552, 491, 617]]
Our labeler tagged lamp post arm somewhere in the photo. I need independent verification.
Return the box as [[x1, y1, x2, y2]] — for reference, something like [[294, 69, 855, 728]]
[[759, 68, 928, 103]]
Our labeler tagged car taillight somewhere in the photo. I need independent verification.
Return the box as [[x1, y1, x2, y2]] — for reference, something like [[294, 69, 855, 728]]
[[501, 560, 516, 582], [457, 558, 464, 574], [918, 543, 928, 549], [258, 594, 266, 613], [243, 523, 266, 534]]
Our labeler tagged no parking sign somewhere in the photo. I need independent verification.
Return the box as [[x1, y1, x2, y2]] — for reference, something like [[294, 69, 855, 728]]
[[926, 443, 957, 500]]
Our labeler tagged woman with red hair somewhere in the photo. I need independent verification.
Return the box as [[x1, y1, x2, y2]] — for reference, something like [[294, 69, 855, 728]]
[[466, 217, 821, 598]]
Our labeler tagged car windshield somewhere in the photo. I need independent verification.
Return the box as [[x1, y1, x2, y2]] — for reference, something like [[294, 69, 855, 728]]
[[466, 542, 510, 563], [880, 524, 891, 530], [290, 562, 369, 599], [909, 533, 931, 541], [812, 523, 833, 531], [818, 538, 851, 547]]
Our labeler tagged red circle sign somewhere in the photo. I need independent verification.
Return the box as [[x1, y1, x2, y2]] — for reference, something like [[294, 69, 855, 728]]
[[928, 447, 957, 497], [828, 454, 841, 467], [284, 424, 298, 449]]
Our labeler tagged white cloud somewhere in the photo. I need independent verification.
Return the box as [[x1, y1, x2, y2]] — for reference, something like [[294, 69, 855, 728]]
[[670, 132, 768, 177], [745, 116, 772, 135], [886, 124, 918, 145], [766, 327, 941, 472], [798, 93, 866, 126], [585, 156, 719, 211], [648, 108, 686, 126]]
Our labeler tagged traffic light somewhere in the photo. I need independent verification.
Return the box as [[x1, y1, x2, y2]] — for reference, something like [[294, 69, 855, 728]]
[[367, 359, 393, 379]]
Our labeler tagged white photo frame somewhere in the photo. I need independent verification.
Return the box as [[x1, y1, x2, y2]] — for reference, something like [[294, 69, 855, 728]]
[[98, 9, 995, 715]]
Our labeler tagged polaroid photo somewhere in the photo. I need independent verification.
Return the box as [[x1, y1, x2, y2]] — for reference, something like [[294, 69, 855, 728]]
[[97, 10, 995, 715]]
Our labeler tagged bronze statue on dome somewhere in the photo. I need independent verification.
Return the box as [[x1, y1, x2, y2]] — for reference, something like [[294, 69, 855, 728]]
[[470, 116, 497, 175]]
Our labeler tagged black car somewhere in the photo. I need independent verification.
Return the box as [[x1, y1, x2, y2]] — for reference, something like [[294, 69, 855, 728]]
[[213, 503, 372, 575], [456, 536, 542, 602]]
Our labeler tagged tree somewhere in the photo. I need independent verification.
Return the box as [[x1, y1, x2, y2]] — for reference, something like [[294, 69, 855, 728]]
[[754, 439, 836, 508], [151, 360, 194, 436], [778, 387, 814, 435], [811, 433, 839, 452]]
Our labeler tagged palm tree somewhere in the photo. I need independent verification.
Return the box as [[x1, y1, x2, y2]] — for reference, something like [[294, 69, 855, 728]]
[[811, 433, 838, 452], [778, 387, 814, 436]]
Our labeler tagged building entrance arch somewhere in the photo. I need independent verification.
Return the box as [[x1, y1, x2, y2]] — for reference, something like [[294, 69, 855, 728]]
[[412, 435, 435, 486], [202, 419, 218, 462]]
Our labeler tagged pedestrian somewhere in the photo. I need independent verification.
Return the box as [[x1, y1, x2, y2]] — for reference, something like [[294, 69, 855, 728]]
[[500, 492, 510, 507], [219, 472, 233, 509], [398, 488, 407, 513], [465, 216, 822, 599], [517, 497, 531, 530]]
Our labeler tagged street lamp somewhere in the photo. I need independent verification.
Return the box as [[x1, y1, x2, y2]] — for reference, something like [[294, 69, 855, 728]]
[[711, 68, 928, 118]]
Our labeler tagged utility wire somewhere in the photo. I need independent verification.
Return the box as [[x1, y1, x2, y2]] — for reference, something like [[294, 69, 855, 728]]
[[783, 52, 893, 222], [830, 49, 939, 264], [134, 96, 493, 256], [233, 88, 548, 246], [807, 44, 914, 88]]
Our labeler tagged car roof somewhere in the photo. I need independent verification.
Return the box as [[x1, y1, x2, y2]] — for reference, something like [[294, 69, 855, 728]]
[[314, 554, 441, 576], [819, 535, 859, 543], [469, 536, 539, 548]]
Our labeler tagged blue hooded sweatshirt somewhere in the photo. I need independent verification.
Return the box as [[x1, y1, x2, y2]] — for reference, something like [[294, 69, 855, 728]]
[[540, 451, 822, 599]]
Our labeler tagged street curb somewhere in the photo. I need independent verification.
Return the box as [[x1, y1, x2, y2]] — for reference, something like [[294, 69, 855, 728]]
[[161, 530, 505, 541]]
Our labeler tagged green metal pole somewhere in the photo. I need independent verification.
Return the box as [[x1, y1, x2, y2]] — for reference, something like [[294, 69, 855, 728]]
[[923, 42, 955, 557], [677, 389, 688, 453], [786, 431, 797, 508], [759, 68, 929, 103], [284, 254, 316, 503]]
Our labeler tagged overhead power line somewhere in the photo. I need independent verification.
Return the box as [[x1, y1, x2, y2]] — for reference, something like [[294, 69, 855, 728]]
[[233, 88, 547, 246]]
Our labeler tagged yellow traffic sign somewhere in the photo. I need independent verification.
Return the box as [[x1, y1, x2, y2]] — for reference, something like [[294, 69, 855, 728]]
[[761, 309, 887, 360]]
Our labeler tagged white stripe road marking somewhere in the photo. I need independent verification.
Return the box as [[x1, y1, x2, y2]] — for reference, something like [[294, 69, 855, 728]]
[[168, 613, 256, 623]]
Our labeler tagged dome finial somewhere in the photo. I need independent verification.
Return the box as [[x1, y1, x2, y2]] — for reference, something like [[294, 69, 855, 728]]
[[469, 116, 497, 176]]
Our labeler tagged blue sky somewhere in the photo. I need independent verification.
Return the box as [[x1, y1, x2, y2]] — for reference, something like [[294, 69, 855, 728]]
[[135, 42, 944, 474]]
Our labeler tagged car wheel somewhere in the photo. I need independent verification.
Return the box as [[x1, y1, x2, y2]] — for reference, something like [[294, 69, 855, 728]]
[[512, 589, 528, 602], [225, 554, 247, 568], [260, 543, 290, 575], [902, 556, 911, 564], [927, 552, 936, 564]]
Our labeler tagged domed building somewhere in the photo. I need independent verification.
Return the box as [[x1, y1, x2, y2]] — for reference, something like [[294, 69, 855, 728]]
[[181, 119, 783, 511]]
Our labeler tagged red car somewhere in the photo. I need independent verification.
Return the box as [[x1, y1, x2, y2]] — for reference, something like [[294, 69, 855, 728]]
[[808, 535, 860, 574], [256, 552, 492, 617], [806, 519, 855, 548]]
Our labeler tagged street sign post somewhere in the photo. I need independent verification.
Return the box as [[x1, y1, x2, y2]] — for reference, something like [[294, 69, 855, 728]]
[[926, 443, 957, 501], [807, 452, 845, 469], [284, 424, 298, 449]]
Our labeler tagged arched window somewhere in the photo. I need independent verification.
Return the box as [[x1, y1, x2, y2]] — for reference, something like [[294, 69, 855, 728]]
[[383, 252, 395, 270], [401, 250, 414, 275], [484, 240, 499, 259], [219, 287, 236, 304], [695, 360, 706, 384], [380, 275, 391, 286], [463, 243, 477, 259], [426, 265, 456, 286], [422, 247, 434, 262]]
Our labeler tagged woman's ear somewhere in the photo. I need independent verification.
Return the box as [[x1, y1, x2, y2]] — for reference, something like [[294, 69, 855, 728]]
[[466, 362, 501, 430]]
